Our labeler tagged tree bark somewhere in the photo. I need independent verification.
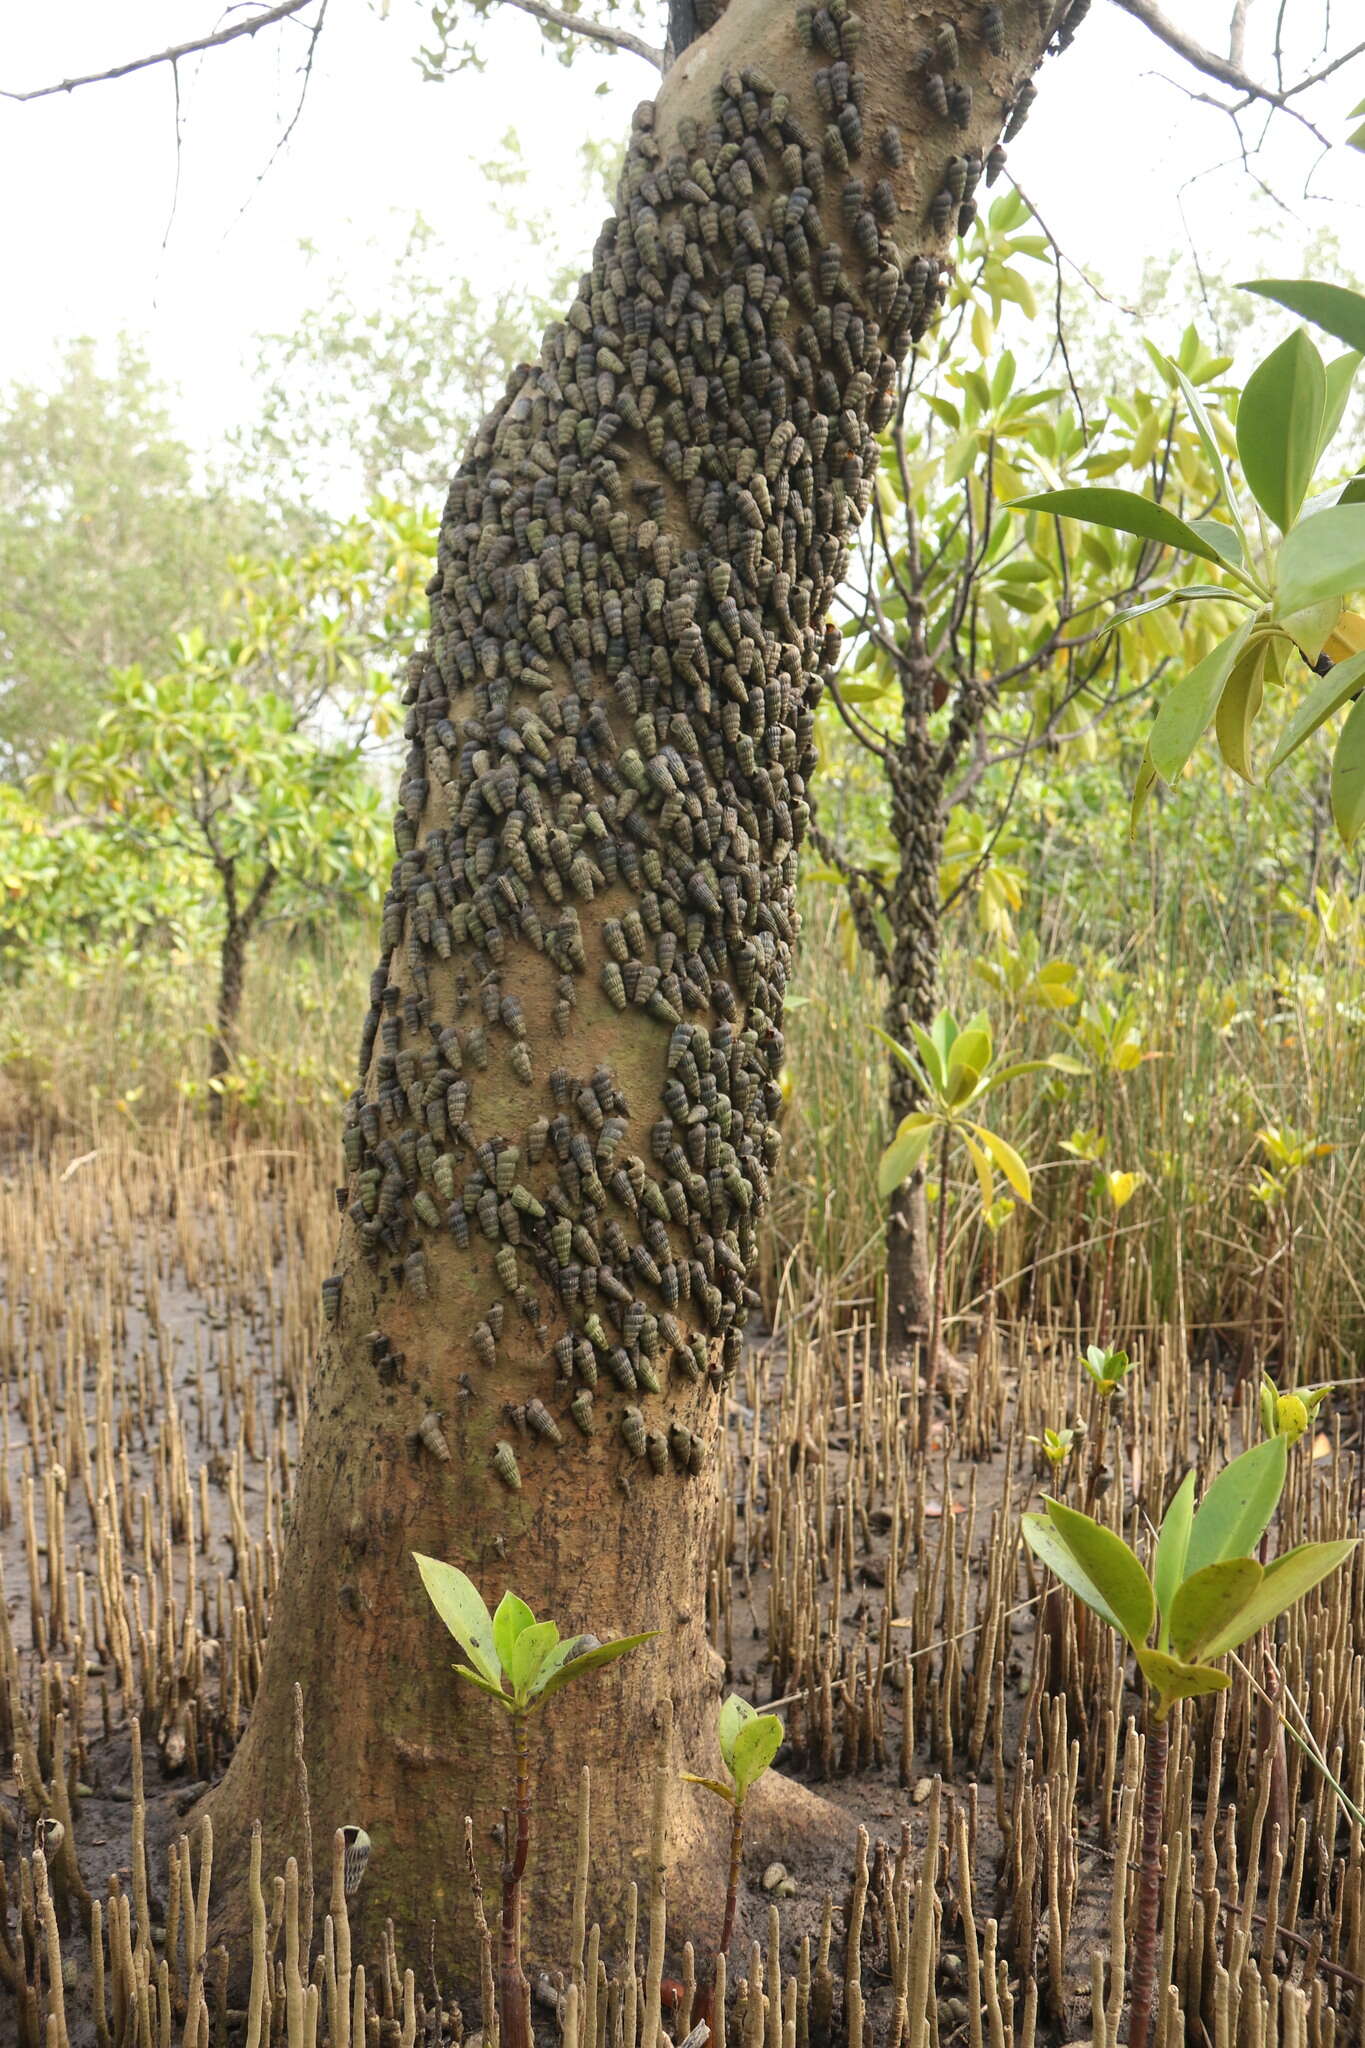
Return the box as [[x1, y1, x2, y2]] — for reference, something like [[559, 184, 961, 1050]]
[[208, 863, 276, 1125], [204, 0, 1068, 1983], [883, 720, 942, 1358]]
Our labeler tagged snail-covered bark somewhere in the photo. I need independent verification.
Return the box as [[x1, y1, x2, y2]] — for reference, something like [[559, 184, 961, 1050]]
[[204, 0, 1072, 1979]]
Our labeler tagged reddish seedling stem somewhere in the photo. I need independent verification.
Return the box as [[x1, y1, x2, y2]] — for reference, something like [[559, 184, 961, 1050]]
[[499, 1712, 534, 2048], [695, 1794, 746, 2039], [1128, 1703, 1169, 2048]]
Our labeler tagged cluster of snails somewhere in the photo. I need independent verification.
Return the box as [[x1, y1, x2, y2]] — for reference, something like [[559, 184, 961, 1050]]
[[320, 0, 1034, 1490]]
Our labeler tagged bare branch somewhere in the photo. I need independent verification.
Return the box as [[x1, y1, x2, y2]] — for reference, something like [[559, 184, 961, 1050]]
[[2, 0, 319, 102], [496, 0, 664, 68], [806, 822, 892, 980], [1111, 0, 1365, 130]]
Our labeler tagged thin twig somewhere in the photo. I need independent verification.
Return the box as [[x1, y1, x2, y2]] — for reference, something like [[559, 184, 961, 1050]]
[[1113, 0, 1363, 119], [3, 0, 319, 101], [496, 0, 663, 67]]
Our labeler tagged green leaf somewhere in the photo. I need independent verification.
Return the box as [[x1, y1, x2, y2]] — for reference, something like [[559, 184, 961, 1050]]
[[987, 1054, 1088, 1088], [947, 1025, 991, 1085], [1320, 353, 1361, 460], [1198, 1540, 1357, 1658], [532, 1630, 657, 1703], [493, 1591, 536, 1674], [452, 1663, 514, 1706], [1236, 330, 1326, 533], [1163, 355, 1237, 516], [1134, 1646, 1231, 1718], [871, 1026, 924, 1081], [1007, 487, 1235, 567], [1023, 1513, 1124, 1637], [1277, 504, 1365, 614], [1108, 585, 1242, 632], [718, 1692, 755, 1770], [1267, 648, 1365, 771], [1240, 280, 1365, 356], [1038, 1498, 1155, 1649], [730, 1712, 784, 1795], [1130, 745, 1159, 836], [1168, 1558, 1263, 1662], [878, 1117, 935, 1198], [508, 1619, 560, 1700], [413, 1553, 501, 1685], [1280, 597, 1343, 664], [969, 1122, 1032, 1203], [1330, 692, 1365, 846], [1148, 621, 1255, 783], [1214, 640, 1267, 783], [1187, 518, 1245, 568], [961, 1132, 996, 1212], [1185, 1437, 1287, 1578], [1153, 1472, 1196, 1641], [681, 1774, 736, 1804]]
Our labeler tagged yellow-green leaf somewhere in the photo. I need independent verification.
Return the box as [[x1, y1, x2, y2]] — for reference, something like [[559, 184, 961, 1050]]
[[413, 1553, 500, 1685], [1042, 1497, 1155, 1651], [1186, 1437, 1287, 1577], [1198, 1541, 1357, 1659], [730, 1712, 784, 1795], [969, 1123, 1032, 1203], [1135, 1646, 1231, 1719], [1168, 1558, 1263, 1662], [1330, 693, 1365, 846]]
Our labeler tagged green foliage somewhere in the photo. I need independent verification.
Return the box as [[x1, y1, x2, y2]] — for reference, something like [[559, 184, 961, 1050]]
[[0, 339, 267, 772], [876, 1005, 1084, 1207], [1010, 278, 1365, 843], [1259, 1375, 1332, 1446], [1028, 1424, 1082, 1468], [0, 782, 207, 970], [412, 1553, 654, 1714], [684, 1694, 785, 1807], [8, 498, 434, 1082], [1081, 1344, 1132, 1396], [32, 662, 385, 937], [1023, 1443, 1355, 1719]]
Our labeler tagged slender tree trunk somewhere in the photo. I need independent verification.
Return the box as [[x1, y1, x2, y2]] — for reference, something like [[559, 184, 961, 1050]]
[[208, 864, 276, 1125], [204, 0, 1067, 1981], [208, 917, 247, 1126], [884, 722, 942, 1359]]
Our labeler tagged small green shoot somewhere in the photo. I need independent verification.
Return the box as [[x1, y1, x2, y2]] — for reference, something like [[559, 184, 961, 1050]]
[[1023, 1443, 1355, 2048], [413, 1555, 654, 2048], [685, 1694, 785, 2023], [1081, 1344, 1132, 1398], [1029, 1424, 1082, 1469]]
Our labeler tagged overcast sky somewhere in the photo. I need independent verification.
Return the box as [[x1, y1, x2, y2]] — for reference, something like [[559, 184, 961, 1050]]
[[1, 1, 1362, 461]]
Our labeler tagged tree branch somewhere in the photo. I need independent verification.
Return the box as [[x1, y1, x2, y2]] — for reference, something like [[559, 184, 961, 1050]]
[[1111, 0, 1365, 124], [2, 0, 320, 102], [806, 822, 892, 981], [495, 0, 663, 69]]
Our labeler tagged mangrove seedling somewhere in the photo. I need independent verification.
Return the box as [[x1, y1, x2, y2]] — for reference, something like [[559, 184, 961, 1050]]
[[1028, 1423, 1083, 1471], [1080, 1342, 1135, 1508], [1023, 1435, 1355, 2048], [876, 1006, 1083, 1437], [413, 1553, 654, 2048], [684, 1693, 785, 2026], [1260, 1373, 1333, 1447]]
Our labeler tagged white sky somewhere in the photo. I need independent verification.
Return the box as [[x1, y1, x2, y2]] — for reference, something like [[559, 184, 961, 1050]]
[[1, 1, 1362, 463]]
